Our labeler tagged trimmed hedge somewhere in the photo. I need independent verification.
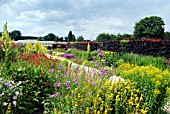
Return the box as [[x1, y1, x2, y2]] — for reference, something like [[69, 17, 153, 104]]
[[102, 39, 170, 58], [69, 42, 99, 51]]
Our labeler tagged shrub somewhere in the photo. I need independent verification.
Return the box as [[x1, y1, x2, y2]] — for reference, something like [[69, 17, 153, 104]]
[[116, 63, 170, 113]]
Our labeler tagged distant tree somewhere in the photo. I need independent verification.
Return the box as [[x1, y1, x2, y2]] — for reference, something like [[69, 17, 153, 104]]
[[96, 33, 111, 42], [0, 32, 2, 37], [77, 35, 84, 42], [164, 31, 170, 39], [65, 37, 68, 41], [72, 34, 76, 42], [37, 36, 45, 41], [67, 31, 76, 42], [134, 16, 165, 39], [10, 30, 22, 41], [54, 36, 59, 42], [44, 33, 56, 41], [122, 33, 131, 39], [110, 34, 117, 40], [116, 33, 122, 40], [58, 37, 63, 42], [130, 34, 135, 39]]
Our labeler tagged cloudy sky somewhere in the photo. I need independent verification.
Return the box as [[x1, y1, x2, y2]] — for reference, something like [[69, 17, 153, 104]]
[[0, 0, 170, 40]]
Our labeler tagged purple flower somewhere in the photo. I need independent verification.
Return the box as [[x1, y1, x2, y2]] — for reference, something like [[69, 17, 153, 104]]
[[92, 82, 96, 86], [82, 69, 85, 73], [93, 56, 96, 59], [73, 78, 77, 82], [51, 64, 55, 67], [75, 66, 79, 70], [99, 72, 103, 76], [13, 101, 17, 107], [97, 48, 101, 53], [58, 64, 62, 70], [66, 86, 70, 89], [111, 66, 115, 69], [55, 74, 59, 78], [60, 54, 74, 59], [56, 83, 61, 88], [51, 92, 60, 98], [102, 62, 106, 66], [54, 58, 58, 61], [49, 69, 54, 73], [98, 53, 103, 58], [51, 94, 56, 98], [90, 61, 93, 64], [3, 102, 8, 106], [75, 81, 79, 84], [103, 68, 108, 73], [110, 72, 113, 75]]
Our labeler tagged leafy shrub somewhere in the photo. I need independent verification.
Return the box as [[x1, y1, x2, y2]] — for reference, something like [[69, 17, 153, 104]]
[[116, 63, 170, 113]]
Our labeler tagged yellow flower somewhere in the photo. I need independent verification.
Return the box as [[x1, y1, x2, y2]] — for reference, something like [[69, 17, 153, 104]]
[[141, 109, 148, 114], [166, 87, 170, 95], [136, 103, 140, 109], [94, 110, 97, 114], [104, 109, 108, 114], [85, 107, 90, 114], [154, 89, 161, 97], [97, 111, 100, 114], [139, 95, 143, 101]]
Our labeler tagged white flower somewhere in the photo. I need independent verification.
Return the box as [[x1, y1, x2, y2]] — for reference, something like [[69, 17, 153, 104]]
[[13, 101, 17, 107], [3, 102, 8, 106]]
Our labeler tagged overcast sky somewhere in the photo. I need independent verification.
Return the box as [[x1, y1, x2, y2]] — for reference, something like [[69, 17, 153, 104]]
[[0, 0, 170, 40]]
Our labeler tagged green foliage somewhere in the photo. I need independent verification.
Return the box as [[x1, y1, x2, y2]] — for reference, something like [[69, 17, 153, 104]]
[[164, 31, 170, 39], [134, 16, 165, 39], [103, 51, 168, 70], [44, 33, 56, 41], [116, 63, 170, 113], [67, 31, 76, 42], [76, 35, 84, 42], [103, 51, 121, 67], [0, 22, 12, 59], [96, 33, 112, 42], [37, 36, 45, 41], [121, 53, 168, 70], [10, 30, 22, 41], [0, 22, 13, 78]]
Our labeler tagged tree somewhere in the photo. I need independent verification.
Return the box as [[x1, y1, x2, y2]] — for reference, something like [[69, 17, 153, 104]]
[[122, 33, 131, 39], [67, 31, 76, 42], [116, 33, 122, 40], [37, 36, 45, 41], [164, 31, 170, 39], [96, 33, 111, 42], [54, 36, 59, 42], [58, 37, 63, 42], [134, 16, 165, 39], [44, 33, 56, 41], [110, 34, 117, 40], [77, 35, 84, 42], [10, 30, 22, 41]]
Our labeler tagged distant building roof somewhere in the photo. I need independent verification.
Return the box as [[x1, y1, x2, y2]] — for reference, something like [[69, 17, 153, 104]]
[[15, 40, 55, 47]]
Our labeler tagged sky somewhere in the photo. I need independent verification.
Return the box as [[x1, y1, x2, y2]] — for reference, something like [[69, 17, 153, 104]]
[[0, 0, 170, 40]]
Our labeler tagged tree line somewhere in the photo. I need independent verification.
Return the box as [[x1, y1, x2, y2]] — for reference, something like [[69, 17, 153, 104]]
[[1, 16, 170, 42]]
